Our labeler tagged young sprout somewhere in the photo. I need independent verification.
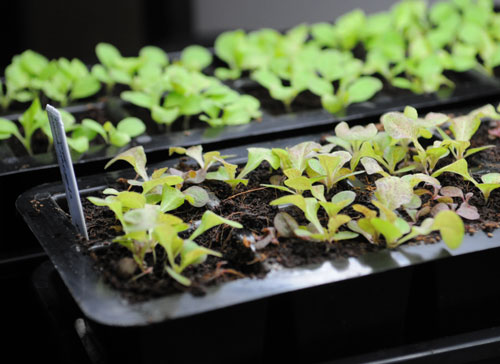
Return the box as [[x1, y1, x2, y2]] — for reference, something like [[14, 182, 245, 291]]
[[326, 121, 379, 170], [431, 186, 480, 220], [0, 98, 74, 155], [271, 193, 358, 243], [436, 104, 498, 160], [381, 106, 449, 173], [306, 152, 362, 191]]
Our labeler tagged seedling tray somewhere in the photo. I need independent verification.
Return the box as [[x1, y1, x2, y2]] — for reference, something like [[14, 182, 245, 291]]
[[17, 132, 500, 363]]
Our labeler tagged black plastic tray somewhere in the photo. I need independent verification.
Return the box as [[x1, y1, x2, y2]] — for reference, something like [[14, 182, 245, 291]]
[[2, 69, 500, 177], [16, 132, 500, 363]]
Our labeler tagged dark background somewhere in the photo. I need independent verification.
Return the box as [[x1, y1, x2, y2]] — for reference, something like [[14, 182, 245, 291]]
[[0, 0, 441, 69]]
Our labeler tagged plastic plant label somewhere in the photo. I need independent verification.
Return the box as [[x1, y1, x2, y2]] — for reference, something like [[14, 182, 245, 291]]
[[46, 104, 89, 240]]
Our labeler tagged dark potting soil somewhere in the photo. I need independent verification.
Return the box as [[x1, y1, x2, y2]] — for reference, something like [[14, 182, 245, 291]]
[[79, 119, 500, 302]]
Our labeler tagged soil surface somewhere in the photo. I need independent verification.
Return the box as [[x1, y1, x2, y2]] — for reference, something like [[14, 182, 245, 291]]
[[80, 117, 500, 302]]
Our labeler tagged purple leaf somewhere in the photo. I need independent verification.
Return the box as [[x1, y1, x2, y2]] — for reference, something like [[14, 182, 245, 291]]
[[440, 186, 464, 199], [431, 202, 450, 217], [456, 202, 480, 220]]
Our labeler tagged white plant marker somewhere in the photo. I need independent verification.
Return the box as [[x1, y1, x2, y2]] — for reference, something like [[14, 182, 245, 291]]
[[46, 104, 89, 240]]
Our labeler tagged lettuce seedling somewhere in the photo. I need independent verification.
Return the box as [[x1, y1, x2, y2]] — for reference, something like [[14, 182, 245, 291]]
[[271, 141, 329, 173], [155, 210, 242, 285], [41, 57, 101, 107], [206, 158, 248, 190], [326, 121, 378, 170], [169, 144, 235, 184], [430, 159, 499, 203], [309, 49, 382, 114], [69, 117, 146, 151], [92, 43, 168, 93], [306, 152, 362, 191], [381, 106, 449, 173], [0, 98, 75, 155], [123, 64, 261, 129], [436, 105, 498, 160], [271, 194, 358, 243], [235, 147, 281, 180], [0, 50, 51, 110], [105, 145, 149, 181], [349, 201, 464, 249], [262, 169, 326, 201], [431, 186, 480, 220]]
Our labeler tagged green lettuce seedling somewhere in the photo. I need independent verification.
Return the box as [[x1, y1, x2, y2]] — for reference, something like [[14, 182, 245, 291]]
[[262, 168, 326, 201], [206, 158, 249, 190], [326, 121, 378, 170], [169, 145, 235, 184], [0, 50, 50, 110], [271, 141, 334, 176], [271, 193, 358, 243], [92, 43, 168, 93], [0, 98, 75, 155], [41, 58, 101, 107], [68, 117, 146, 151], [236, 147, 281, 180], [430, 158, 499, 203], [436, 104, 498, 160], [122, 64, 261, 130], [381, 106, 449, 173], [155, 210, 242, 285], [306, 152, 362, 191], [309, 49, 382, 114]]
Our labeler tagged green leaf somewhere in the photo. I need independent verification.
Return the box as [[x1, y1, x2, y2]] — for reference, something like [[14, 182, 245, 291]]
[[432, 210, 464, 249], [105, 146, 149, 181], [321, 93, 343, 114], [91, 64, 111, 84], [96, 43, 121, 68], [334, 121, 378, 144], [117, 117, 146, 138], [123, 204, 160, 232], [71, 75, 101, 100], [477, 173, 500, 201], [151, 105, 179, 125], [165, 265, 191, 286], [66, 136, 89, 153], [87, 196, 124, 225], [121, 91, 154, 108], [237, 147, 280, 179], [139, 45, 169, 67], [179, 240, 222, 271], [183, 186, 209, 207], [450, 115, 480, 142], [181, 45, 213, 71], [270, 195, 323, 233], [160, 186, 186, 212], [109, 131, 131, 147], [431, 159, 476, 184], [346, 77, 382, 104], [116, 191, 146, 209], [141, 175, 183, 195], [81, 118, 108, 142], [371, 217, 406, 245], [190, 210, 243, 241], [0, 118, 20, 139]]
